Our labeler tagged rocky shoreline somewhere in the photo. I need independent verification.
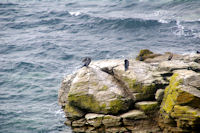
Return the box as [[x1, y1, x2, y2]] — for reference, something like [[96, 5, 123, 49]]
[[58, 50, 200, 133]]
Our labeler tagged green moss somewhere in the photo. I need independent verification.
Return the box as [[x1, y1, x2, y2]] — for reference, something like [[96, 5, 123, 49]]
[[64, 104, 85, 120], [142, 84, 157, 94], [136, 102, 158, 112], [136, 49, 153, 60], [122, 77, 142, 92], [122, 76, 157, 96], [138, 49, 153, 57], [109, 99, 127, 114], [68, 93, 106, 113]]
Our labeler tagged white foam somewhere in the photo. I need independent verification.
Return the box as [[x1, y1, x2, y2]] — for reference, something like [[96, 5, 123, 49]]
[[158, 19, 169, 24], [69, 11, 81, 16]]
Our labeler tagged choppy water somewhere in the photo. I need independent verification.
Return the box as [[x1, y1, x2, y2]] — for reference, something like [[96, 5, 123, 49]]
[[0, 0, 200, 132]]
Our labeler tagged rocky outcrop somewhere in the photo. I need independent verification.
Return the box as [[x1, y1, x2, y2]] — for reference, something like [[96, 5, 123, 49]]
[[58, 50, 200, 132], [159, 70, 200, 132]]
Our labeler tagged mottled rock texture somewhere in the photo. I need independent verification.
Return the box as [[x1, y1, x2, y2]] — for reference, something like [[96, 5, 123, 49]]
[[58, 50, 200, 132]]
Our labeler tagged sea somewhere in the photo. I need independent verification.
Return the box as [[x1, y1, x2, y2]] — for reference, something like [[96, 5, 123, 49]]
[[0, 0, 200, 132]]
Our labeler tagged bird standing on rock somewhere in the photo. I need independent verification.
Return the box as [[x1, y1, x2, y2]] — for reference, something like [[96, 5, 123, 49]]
[[139, 56, 144, 61], [168, 53, 173, 61], [82, 57, 91, 67], [124, 59, 129, 71]]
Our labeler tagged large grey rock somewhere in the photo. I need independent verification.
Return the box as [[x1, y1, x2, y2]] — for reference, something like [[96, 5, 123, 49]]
[[63, 67, 132, 117], [145, 52, 184, 63], [112, 60, 166, 101], [159, 69, 200, 132], [158, 60, 189, 71], [58, 52, 200, 132]]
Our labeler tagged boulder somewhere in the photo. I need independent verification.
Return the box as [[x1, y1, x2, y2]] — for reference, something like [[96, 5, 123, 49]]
[[58, 51, 200, 132], [112, 59, 166, 101], [145, 52, 184, 63], [158, 60, 189, 71], [159, 70, 200, 132], [66, 67, 132, 116]]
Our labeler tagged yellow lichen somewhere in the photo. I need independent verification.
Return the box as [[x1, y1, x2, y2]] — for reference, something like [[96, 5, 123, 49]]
[[136, 49, 154, 60], [109, 99, 128, 115], [68, 93, 104, 113], [64, 104, 85, 119], [161, 73, 182, 114]]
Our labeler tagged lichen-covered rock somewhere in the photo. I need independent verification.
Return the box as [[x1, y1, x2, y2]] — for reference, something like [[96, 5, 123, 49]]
[[135, 101, 158, 112], [159, 69, 200, 132], [136, 49, 154, 61], [58, 51, 200, 132], [102, 115, 121, 127], [90, 59, 122, 74], [66, 67, 132, 116], [58, 74, 75, 106], [112, 60, 166, 101], [85, 113, 104, 127], [158, 60, 189, 71], [64, 104, 85, 120], [145, 52, 183, 63]]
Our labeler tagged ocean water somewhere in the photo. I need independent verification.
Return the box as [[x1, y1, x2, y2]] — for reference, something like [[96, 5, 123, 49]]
[[0, 0, 200, 132]]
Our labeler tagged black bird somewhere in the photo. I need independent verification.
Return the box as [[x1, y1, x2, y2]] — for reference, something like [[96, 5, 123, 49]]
[[197, 51, 200, 54], [82, 57, 91, 67], [168, 53, 173, 61], [139, 56, 144, 61], [124, 59, 129, 71]]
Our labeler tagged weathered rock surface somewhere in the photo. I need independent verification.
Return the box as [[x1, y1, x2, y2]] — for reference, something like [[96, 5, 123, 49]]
[[159, 69, 200, 132], [135, 101, 158, 113], [58, 50, 200, 132], [66, 67, 132, 117], [85, 113, 104, 127]]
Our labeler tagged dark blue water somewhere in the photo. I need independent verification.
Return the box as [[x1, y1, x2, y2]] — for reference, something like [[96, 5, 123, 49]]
[[0, 0, 200, 132]]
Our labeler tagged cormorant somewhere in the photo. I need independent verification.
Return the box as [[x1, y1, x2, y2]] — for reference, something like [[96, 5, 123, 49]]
[[139, 56, 144, 61], [82, 57, 91, 67], [124, 59, 129, 71], [168, 53, 173, 61]]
